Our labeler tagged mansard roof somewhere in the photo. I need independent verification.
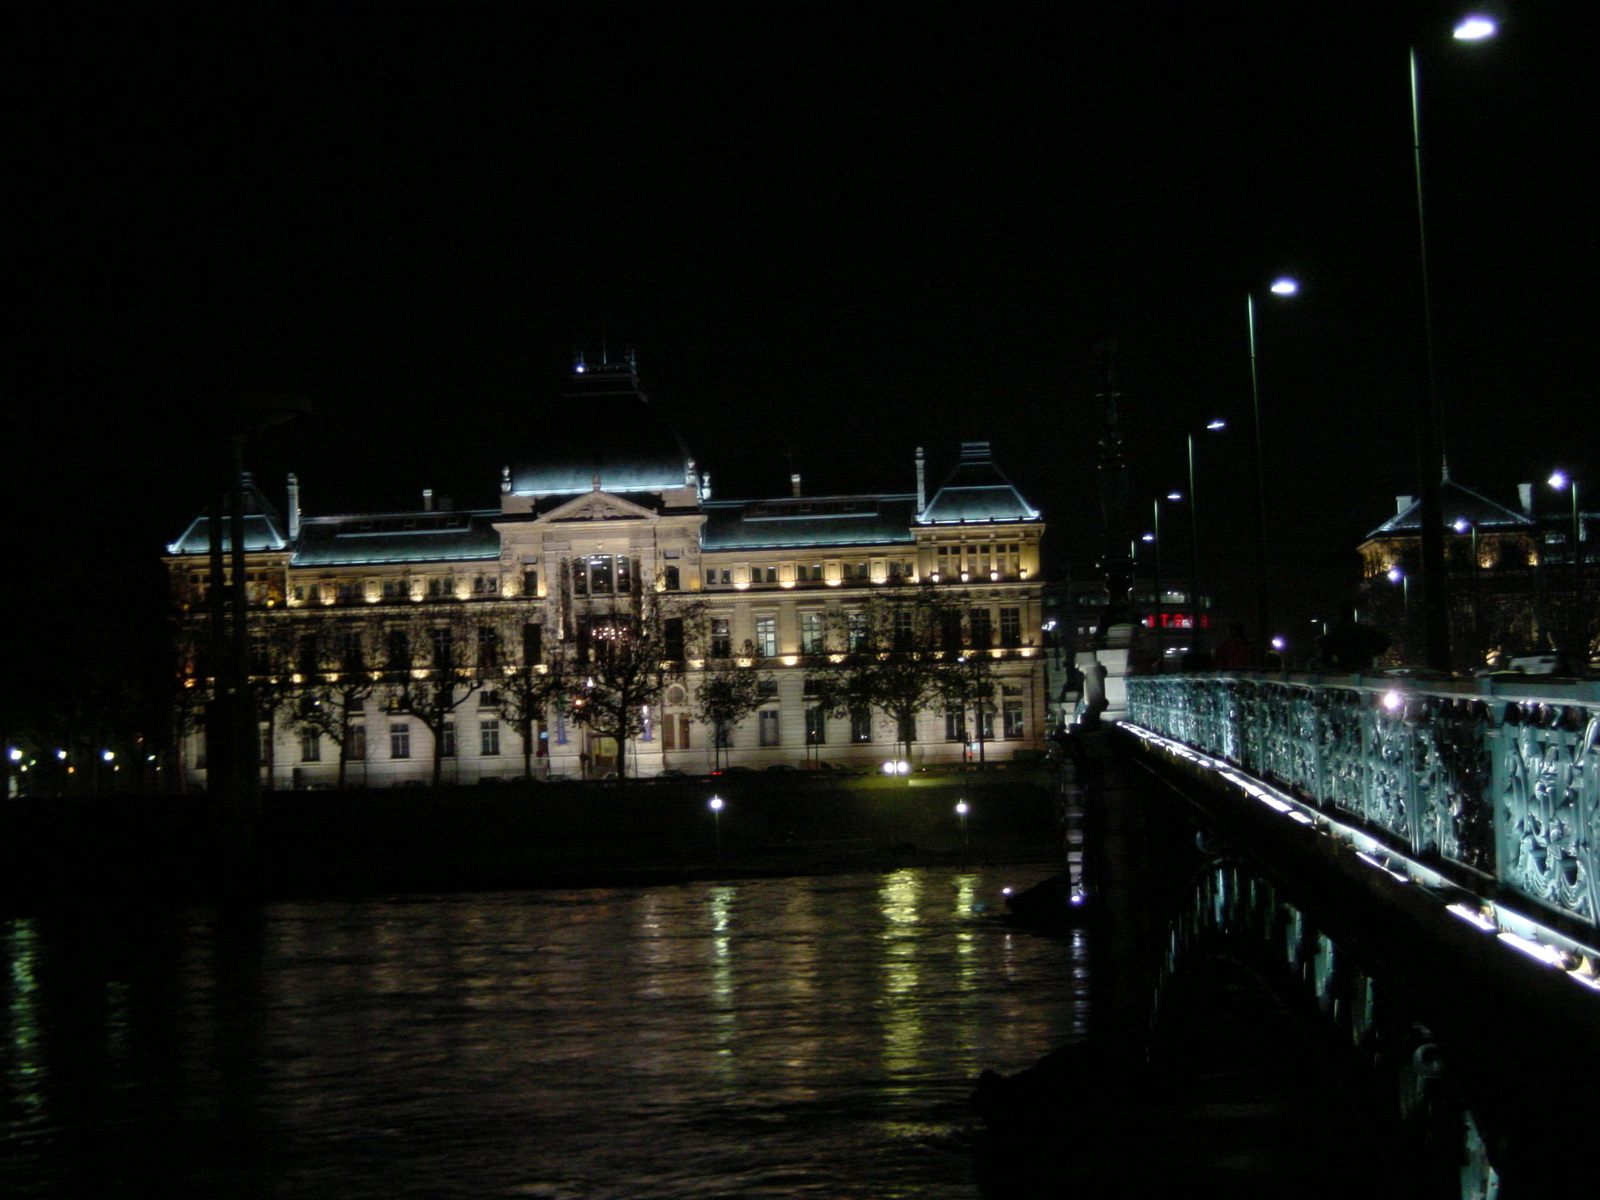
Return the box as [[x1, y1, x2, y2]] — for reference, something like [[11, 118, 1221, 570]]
[[291, 510, 502, 567], [507, 361, 694, 496], [702, 495, 919, 550], [167, 473, 290, 555], [918, 441, 1040, 525], [1365, 480, 1538, 540]]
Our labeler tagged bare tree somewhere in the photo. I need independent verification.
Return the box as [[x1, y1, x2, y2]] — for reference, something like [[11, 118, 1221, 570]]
[[693, 655, 769, 772], [493, 603, 573, 780], [808, 583, 948, 768], [385, 604, 485, 786], [566, 566, 704, 780], [292, 617, 377, 789]]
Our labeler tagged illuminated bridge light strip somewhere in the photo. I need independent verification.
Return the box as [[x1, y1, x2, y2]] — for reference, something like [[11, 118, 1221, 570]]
[[1122, 717, 1600, 997]]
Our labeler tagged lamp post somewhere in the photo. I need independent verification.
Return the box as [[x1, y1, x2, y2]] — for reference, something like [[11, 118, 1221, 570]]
[[1454, 517, 1481, 651], [1549, 471, 1584, 658], [1410, 15, 1498, 673], [1187, 419, 1226, 654], [1247, 279, 1299, 658], [708, 794, 724, 860], [955, 799, 970, 847], [1150, 492, 1182, 670]]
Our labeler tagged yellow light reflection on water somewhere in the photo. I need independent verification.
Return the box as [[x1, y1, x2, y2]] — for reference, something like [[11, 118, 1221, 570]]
[[878, 869, 923, 1075], [5, 918, 45, 1122]]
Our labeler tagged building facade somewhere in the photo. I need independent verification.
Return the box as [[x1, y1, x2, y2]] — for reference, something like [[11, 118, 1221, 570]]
[[167, 362, 1049, 786]]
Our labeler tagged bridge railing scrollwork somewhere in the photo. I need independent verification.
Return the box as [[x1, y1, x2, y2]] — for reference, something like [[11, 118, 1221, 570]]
[[1126, 673, 1600, 936]]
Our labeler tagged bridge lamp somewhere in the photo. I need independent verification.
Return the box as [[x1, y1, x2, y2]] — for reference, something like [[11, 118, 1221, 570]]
[[1188, 420, 1229, 641], [708, 795, 724, 857], [1452, 15, 1497, 41], [1248, 277, 1300, 660]]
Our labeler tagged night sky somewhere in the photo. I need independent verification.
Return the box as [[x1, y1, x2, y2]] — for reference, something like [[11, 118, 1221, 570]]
[[14, 1, 1596, 657]]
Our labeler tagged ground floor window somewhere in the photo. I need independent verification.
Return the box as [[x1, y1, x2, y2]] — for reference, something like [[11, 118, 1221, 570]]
[[390, 723, 410, 759], [944, 710, 966, 741], [348, 723, 366, 760], [759, 709, 780, 746], [1003, 701, 1024, 739], [850, 710, 872, 743], [441, 722, 457, 758], [805, 707, 826, 745], [300, 730, 321, 762], [480, 719, 500, 756]]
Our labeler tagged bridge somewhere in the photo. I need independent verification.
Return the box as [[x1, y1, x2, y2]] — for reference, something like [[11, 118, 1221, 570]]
[[983, 671, 1598, 1198]]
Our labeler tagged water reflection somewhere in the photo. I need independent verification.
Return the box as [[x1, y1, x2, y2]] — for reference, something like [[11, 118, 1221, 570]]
[[2, 867, 1082, 1199]]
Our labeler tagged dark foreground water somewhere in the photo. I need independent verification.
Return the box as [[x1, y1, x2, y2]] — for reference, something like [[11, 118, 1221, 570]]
[[3, 867, 1086, 1199]]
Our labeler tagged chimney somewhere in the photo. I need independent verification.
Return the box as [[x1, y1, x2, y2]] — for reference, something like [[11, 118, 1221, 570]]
[[286, 472, 300, 541], [915, 446, 926, 511], [1518, 482, 1533, 513], [423, 487, 434, 512], [1396, 495, 1414, 516], [790, 472, 802, 498]]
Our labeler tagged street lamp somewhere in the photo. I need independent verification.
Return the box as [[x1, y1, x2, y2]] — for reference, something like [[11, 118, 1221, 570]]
[[1409, 16, 1497, 673], [955, 799, 970, 846], [1247, 279, 1299, 659], [708, 794, 724, 859], [1549, 471, 1584, 656], [1187, 419, 1227, 653], [1388, 566, 1411, 617], [1150, 492, 1183, 669]]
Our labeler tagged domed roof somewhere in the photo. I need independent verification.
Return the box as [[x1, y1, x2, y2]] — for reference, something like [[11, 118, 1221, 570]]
[[507, 361, 693, 496], [919, 441, 1040, 525]]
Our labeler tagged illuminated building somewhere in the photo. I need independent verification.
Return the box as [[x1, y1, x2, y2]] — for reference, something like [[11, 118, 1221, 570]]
[[165, 360, 1048, 785], [1356, 478, 1595, 670]]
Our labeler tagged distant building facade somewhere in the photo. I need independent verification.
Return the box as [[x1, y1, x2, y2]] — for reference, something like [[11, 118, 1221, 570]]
[[1356, 478, 1596, 671], [166, 361, 1049, 785]]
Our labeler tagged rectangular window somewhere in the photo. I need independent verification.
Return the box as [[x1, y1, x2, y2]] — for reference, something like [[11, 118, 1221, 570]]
[[390, 723, 411, 759], [757, 679, 779, 700], [349, 723, 367, 761], [711, 618, 732, 658], [663, 717, 677, 751], [430, 628, 454, 670], [478, 626, 500, 668], [382, 578, 408, 601], [479, 688, 501, 709], [1000, 607, 1022, 648], [755, 616, 777, 657], [715, 721, 733, 749], [970, 608, 993, 649], [300, 730, 321, 762], [897, 713, 915, 746], [589, 555, 613, 594], [616, 555, 632, 594], [704, 568, 716, 588], [720, 568, 733, 585], [893, 608, 914, 650], [945, 710, 967, 741], [441, 722, 456, 758], [847, 611, 869, 652], [759, 709, 780, 746], [385, 630, 410, 672], [663, 564, 680, 591], [664, 617, 686, 661], [427, 576, 449, 598], [941, 610, 964, 652], [800, 611, 825, 654], [480, 720, 500, 756], [1003, 701, 1024, 740], [763, 566, 778, 584], [523, 623, 543, 665], [678, 715, 692, 750], [522, 568, 539, 596], [850, 709, 872, 743], [805, 706, 826, 745]]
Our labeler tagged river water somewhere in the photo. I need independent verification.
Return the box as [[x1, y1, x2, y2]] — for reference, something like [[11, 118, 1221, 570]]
[[4, 866, 1086, 1199]]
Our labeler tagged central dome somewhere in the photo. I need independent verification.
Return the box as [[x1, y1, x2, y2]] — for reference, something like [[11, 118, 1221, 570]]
[[508, 360, 693, 496]]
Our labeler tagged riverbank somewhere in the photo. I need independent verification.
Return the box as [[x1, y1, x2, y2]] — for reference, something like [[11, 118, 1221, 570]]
[[2, 772, 1062, 909]]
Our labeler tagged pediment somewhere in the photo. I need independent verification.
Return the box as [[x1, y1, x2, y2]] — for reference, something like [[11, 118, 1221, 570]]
[[538, 490, 658, 523]]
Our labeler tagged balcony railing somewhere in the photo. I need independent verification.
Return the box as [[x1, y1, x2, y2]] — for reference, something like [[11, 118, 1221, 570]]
[[1126, 673, 1600, 936]]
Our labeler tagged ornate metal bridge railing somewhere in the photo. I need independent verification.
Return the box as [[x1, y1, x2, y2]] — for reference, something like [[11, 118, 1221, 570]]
[[1125, 673, 1600, 938]]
